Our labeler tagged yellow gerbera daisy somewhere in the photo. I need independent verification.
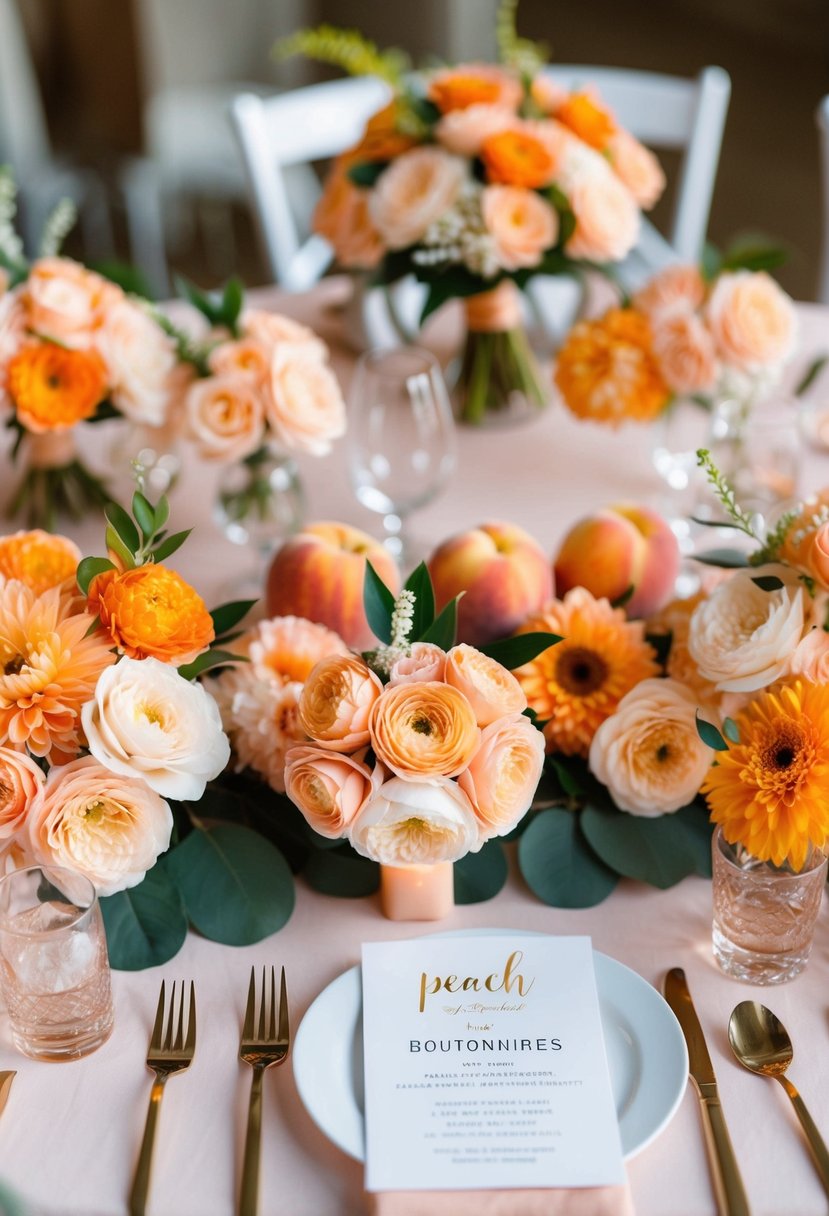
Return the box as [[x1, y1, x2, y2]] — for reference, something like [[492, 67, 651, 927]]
[[702, 680, 829, 871], [514, 587, 659, 757]]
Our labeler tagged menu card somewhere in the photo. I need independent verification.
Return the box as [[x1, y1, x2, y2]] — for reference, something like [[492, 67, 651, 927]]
[[362, 934, 624, 1193]]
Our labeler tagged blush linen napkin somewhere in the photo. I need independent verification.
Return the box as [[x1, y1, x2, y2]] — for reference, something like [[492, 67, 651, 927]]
[[366, 1182, 635, 1215]]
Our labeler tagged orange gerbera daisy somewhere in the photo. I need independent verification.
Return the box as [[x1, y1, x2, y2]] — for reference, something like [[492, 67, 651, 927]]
[[8, 343, 108, 432], [0, 530, 81, 595], [702, 680, 829, 871], [514, 587, 659, 756], [89, 564, 214, 664], [481, 129, 557, 189], [555, 308, 670, 427], [556, 92, 616, 150], [0, 580, 115, 761]]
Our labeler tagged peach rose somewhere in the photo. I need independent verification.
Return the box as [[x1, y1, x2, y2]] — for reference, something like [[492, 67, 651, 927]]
[[589, 678, 714, 816], [633, 265, 706, 320], [428, 64, 523, 114], [606, 130, 665, 210], [0, 746, 44, 839], [389, 642, 447, 686], [24, 257, 116, 347], [370, 147, 466, 249], [481, 185, 558, 271], [349, 774, 481, 864], [241, 310, 328, 364], [208, 337, 270, 382], [266, 354, 346, 456], [370, 681, 481, 779], [284, 745, 382, 838], [299, 655, 384, 751], [314, 161, 385, 269], [706, 271, 797, 372], [565, 167, 640, 262], [530, 76, 568, 115], [27, 756, 173, 896], [445, 644, 527, 727], [459, 713, 544, 839], [800, 521, 829, 591], [186, 373, 265, 462], [790, 629, 829, 682], [96, 297, 178, 426], [651, 313, 718, 394], [435, 104, 515, 156]]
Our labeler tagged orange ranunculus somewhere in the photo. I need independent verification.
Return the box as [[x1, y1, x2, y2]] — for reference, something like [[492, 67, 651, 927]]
[[369, 681, 481, 780], [0, 530, 81, 595], [428, 65, 523, 115], [556, 92, 616, 150], [313, 160, 385, 269], [8, 343, 108, 432], [88, 565, 214, 664], [346, 102, 416, 165], [481, 128, 557, 189]]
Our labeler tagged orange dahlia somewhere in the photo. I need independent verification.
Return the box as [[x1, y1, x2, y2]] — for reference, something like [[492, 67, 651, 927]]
[[514, 587, 659, 756], [8, 343, 108, 432], [0, 580, 115, 761], [556, 92, 616, 150], [0, 530, 81, 596], [554, 308, 670, 426], [89, 565, 214, 664], [702, 680, 829, 870], [481, 129, 557, 189]]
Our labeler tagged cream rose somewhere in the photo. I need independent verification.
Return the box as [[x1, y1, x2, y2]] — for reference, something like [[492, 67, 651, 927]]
[[299, 655, 384, 751], [186, 374, 266, 462], [445, 643, 526, 727], [348, 775, 481, 864], [589, 678, 714, 816], [82, 657, 230, 801], [370, 147, 466, 250], [266, 353, 346, 456], [687, 565, 809, 692], [96, 297, 178, 426], [389, 642, 447, 686], [651, 313, 718, 394], [435, 104, 515, 156], [481, 185, 558, 271], [285, 745, 382, 838], [0, 746, 44, 839], [370, 681, 481, 779], [634, 265, 707, 320], [24, 257, 116, 346], [706, 271, 797, 372], [459, 713, 544, 838], [565, 166, 640, 262], [606, 130, 665, 210], [27, 756, 173, 895], [789, 629, 829, 683]]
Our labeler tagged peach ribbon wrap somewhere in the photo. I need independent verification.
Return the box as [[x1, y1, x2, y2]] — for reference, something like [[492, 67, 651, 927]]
[[464, 282, 522, 333]]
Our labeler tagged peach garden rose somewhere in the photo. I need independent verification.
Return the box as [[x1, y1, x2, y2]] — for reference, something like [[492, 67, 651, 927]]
[[185, 373, 265, 462], [266, 353, 346, 457], [606, 130, 665, 210], [706, 270, 797, 372], [651, 312, 718, 395], [389, 642, 447, 686], [458, 712, 544, 839], [23, 257, 115, 347], [633, 265, 707, 320], [96, 296, 177, 426], [299, 654, 384, 751], [481, 185, 558, 271], [284, 745, 382, 838], [370, 147, 466, 250], [565, 167, 640, 262], [435, 104, 515, 157]]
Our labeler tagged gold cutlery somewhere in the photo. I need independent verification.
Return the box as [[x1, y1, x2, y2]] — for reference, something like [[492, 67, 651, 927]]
[[0, 1071, 15, 1118], [664, 968, 750, 1216], [238, 966, 290, 1216], [729, 1000, 829, 1197], [129, 980, 196, 1216]]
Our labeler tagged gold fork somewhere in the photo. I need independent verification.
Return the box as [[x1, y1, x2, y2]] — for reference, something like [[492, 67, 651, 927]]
[[129, 980, 196, 1216], [238, 966, 290, 1216]]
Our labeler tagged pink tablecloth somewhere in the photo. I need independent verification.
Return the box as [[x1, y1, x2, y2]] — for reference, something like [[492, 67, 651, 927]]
[[2, 280, 829, 1216]]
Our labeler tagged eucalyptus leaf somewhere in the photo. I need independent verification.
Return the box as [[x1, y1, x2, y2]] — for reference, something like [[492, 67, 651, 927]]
[[795, 354, 828, 397], [303, 846, 380, 897], [364, 561, 395, 644], [100, 863, 188, 970], [479, 631, 562, 669], [404, 562, 435, 641], [453, 842, 508, 904], [419, 595, 458, 649], [581, 802, 714, 888], [723, 716, 741, 743], [518, 809, 618, 908], [693, 548, 750, 569], [696, 712, 728, 752], [77, 556, 114, 596]]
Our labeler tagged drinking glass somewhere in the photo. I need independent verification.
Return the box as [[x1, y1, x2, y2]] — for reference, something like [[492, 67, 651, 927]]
[[703, 396, 800, 517], [348, 347, 457, 567], [0, 866, 114, 1060]]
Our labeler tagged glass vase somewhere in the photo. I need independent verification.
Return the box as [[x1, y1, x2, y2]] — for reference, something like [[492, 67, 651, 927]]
[[711, 827, 827, 984], [7, 429, 110, 531], [213, 443, 305, 558], [379, 862, 455, 921]]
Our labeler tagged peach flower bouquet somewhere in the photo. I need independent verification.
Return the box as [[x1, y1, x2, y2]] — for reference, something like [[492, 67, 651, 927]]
[[277, 1, 666, 424]]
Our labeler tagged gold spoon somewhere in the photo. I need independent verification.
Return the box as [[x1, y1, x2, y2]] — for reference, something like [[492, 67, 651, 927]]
[[729, 1000, 829, 1196]]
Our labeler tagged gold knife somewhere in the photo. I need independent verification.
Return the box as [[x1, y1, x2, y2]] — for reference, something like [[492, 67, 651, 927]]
[[664, 968, 750, 1216], [0, 1072, 15, 1118]]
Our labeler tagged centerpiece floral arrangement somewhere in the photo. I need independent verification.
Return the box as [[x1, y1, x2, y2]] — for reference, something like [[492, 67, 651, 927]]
[[277, 0, 666, 424]]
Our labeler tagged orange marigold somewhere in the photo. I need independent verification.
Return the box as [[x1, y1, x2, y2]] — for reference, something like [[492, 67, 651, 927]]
[[8, 343, 108, 432], [481, 129, 557, 189], [514, 587, 659, 757], [89, 565, 214, 664], [554, 307, 670, 426], [0, 530, 81, 595], [556, 92, 616, 150]]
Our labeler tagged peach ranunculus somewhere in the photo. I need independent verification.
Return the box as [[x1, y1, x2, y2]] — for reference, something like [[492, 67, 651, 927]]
[[185, 374, 265, 462], [556, 92, 616, 150], [27, 755, 173, 896], [589, 678, 714, 816], [349, 774, 481, 864], [389, 642, 447, 686], [369, 681, 481, 779], [687, 564, 809, 693], [428, 64, 523, 115], [706, 271, 797, 372], [89, 565, 215, 665], [313, 160, 385, 270], [458, 713, 544, 839], [266, 353, 346, 456], [434, 104, 515, 157], [530, 76, 569, 115], [0, 530, 80, 595], [96, 296, 178, 426], [606, 130, 665, 210], [23, 257, 117, 347], [790, 629, 829, 683], [481, 127, 558, 189], [284, 745, 382, 838], [0, 746, 44, 839], [445, 643, 527, 727], [481, 186, 558, 272], [370, 147, 466, 250], [633, 265, 707, 320], [299, 655, 384, 752], [346, 102, 417, 165], [565, 168, 640, 262], [651, 312, 719, 395]]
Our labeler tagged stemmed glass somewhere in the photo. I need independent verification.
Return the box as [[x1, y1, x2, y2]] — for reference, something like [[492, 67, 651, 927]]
[[348, 347, 457, 568]]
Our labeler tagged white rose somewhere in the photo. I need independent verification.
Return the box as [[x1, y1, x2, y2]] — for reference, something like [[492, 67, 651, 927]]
[[82, 657, 230, 801], [589, 678, 714, 816], [348, 775, 481, 865], [96, 297, 178, 426], [687, 564, 809, 693]]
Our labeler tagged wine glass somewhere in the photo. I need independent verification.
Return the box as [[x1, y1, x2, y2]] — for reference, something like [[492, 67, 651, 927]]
[[348, 347, 457, 568]]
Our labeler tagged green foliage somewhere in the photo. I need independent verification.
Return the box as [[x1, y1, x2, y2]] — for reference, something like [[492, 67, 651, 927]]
[[347, 161, 389, 188], [696, 712, 729, 752], [364, 561, 396, 644], [752, 574, 785, 591], [580, 802, 713, 887], [76, 556, 115, 596], [419, 596, 458, 649], [174, 275, 245, 337], [404, 562, 436, 642], [100, 863, 188, 970], [695, 449, 758, 540], [454, 842, 508, 904], [495, 0, 547, 76], [518, 809, 618, 907], [303, 845, 380, 897], [720, 232, 789, 274], [722, 716, 741, 743], [693, 548, 750, 569], [478, 631, 562, 670], [274, 25, 410, 87], [796, 354, 828, 397]]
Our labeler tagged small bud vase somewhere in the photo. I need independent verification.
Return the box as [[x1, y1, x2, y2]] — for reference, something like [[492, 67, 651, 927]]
[[8, 428, 110, 530], [213, 442, 305, 556], [379, 862, 455, 921]]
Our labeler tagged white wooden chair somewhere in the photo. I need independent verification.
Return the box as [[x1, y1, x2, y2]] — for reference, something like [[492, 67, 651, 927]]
[[816, 95, 829, 303]]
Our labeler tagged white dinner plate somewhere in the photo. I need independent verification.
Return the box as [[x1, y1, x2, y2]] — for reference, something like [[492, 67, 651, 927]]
[[293, 930, 688, 1162]]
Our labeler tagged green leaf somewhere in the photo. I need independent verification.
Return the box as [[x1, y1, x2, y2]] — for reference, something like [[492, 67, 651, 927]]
[[210, 600, 256, 637], [454, 842, 508, 904], [701, 241, 722, 281], [178, 648, 242, 680], [694, 548, 750, 569], [723, 716, 741, 743], [151, 528, 192, 562], [104, 524, 135, 570], [100, 863, 188, 970], [752, 575, 784, 591], [76, 556, 115, 596], [105, 502, 140, 553], [303, 845, 380, 897], [165, 824, 294, 945], [610, 585, 635, 610], [404, 562, 435, 641], [479, 631, 562, 669], [417, 265, 496, 323], [689, 516, 745, 530], [550, 758, 583, 799], [153, 496, 170, 531], [581, 802, 714, 889], [795, 354, 828, 397], [696, 711, 729, 752], [221, 275, 244, 330], [721, 234, 789, 273], [132, 492, 156, 539], [347, 160, 388, 188], [518, 809, 618, 908], [364, 560, 396, 645], [419, 595, 458, 649]]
